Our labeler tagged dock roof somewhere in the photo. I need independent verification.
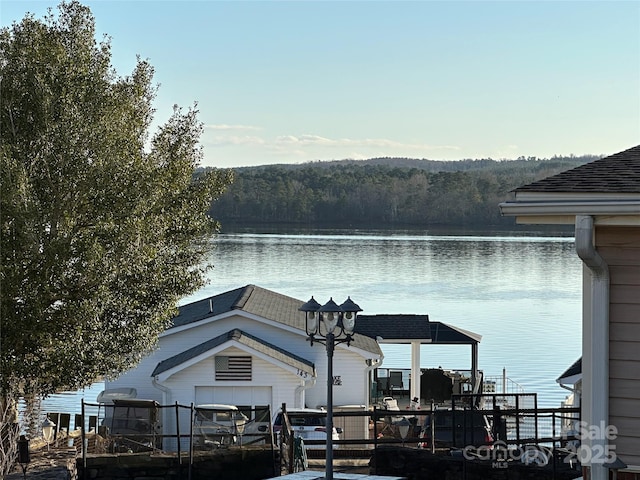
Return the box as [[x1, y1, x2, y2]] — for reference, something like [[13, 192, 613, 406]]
[[356, 314, 431, 343], [356, 315, 481, 345]]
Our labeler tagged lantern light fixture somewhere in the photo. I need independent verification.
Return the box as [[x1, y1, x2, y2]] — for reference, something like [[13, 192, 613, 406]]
[[42, 416, 56, 451], [298, 295, 362, 480]]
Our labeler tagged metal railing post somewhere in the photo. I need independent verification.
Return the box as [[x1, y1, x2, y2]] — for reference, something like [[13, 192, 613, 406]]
[[188, 403, 194, 480], [515, 395, 521, 443], [534, 395, 539, 443], [175, 402, 181, 464], [373, 406, 378, 475], [81, 399, 87, 480], [430, 400, 435, 454]]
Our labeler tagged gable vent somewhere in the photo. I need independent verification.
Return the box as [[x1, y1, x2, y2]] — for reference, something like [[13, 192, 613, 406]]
[[215, 356, 252, 381]]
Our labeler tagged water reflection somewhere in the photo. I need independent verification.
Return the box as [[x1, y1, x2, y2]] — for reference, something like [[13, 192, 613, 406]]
[[41, 231, 581, 417]]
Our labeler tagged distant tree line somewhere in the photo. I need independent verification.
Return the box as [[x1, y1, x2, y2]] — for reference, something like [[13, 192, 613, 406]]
[[207, 155, 599, 228]]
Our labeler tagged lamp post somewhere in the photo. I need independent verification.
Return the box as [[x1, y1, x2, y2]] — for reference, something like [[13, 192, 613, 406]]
[[397, 417, 410, 446], [299, 295, 362, 480], [235, 412, 248, 446], [42, 416, 56, 452]]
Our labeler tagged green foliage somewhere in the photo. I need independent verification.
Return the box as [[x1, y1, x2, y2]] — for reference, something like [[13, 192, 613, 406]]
[[211, 156, 595, 228], [0, 1, 233, 397]]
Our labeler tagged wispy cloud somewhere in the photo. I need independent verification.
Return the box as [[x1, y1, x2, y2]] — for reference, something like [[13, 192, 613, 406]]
[[206, 135, 266, 147], [201, 128, 462, 166], [205, 124, 262, 131], [275, 134, 334, 146], [273, 134, 460, 152]]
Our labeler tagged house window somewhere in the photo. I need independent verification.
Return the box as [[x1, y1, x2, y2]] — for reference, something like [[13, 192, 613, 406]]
[[215, 355, 252, 381]]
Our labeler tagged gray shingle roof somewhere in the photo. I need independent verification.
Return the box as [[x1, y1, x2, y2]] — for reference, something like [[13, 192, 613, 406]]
[[151, 328, 315, 377], [355, 315, 481, 345], [356, 314, 431, 342], [515, 145, 640, 194], [171, 286, 250, 328], [429, 321, 482, 344], [170, 285, 382, 356]]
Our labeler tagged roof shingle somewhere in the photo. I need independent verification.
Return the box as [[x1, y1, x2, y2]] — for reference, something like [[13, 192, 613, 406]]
[[171, 285, 382, 356], [355, 315, 481, 344], [515, 145, 640, 194], [356, 314, 431, 342]]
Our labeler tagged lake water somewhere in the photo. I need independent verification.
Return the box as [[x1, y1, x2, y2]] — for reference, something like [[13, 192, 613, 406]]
[[40, 228, 582, 418]]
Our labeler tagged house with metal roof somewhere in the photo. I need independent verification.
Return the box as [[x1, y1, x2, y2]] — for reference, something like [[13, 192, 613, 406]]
[[500, 145, 640, 478]]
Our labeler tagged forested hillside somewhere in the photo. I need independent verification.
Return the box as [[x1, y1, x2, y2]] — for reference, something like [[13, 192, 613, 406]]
[[207, 155, 599, 228]]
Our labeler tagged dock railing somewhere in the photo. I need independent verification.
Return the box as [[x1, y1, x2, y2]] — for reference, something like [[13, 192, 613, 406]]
[[278, 403, 581, 452], [57, 399, 580, 476], [283, 402, 581, 475]]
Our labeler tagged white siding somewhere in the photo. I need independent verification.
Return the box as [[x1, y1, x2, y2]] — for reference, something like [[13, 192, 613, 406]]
[[304, 346, 370, 409], [164, 346, 302, 409]]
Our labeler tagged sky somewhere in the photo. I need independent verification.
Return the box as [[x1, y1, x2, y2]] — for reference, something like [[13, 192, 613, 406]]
[[2, 1, 639, 168]]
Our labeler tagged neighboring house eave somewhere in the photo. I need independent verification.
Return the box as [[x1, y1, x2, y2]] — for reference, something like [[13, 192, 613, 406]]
[[500, 186, 640, 217], [511, 191, 640, 202], [499, 200, 640, 218], [499, 198, 640, 226], [557, 373, 582, 386]]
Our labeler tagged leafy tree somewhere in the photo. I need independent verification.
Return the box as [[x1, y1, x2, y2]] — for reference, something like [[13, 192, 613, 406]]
[[0, 1, 233, 402]]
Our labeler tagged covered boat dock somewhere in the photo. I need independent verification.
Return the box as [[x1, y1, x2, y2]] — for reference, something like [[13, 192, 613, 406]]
[[355, 314, 482, 404]]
